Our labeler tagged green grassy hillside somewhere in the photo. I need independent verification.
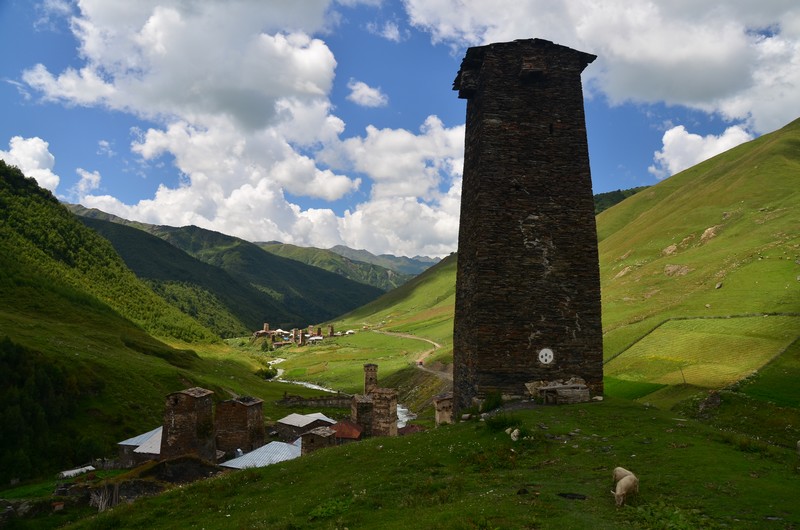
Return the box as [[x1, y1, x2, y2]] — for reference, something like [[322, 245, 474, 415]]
[[259, 242, 413, 291], [597, 118, 800, 404], [0, 162, 331, 483]]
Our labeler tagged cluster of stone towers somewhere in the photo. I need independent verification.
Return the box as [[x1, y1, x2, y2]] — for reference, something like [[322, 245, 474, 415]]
[[160, 387, 265, 462]]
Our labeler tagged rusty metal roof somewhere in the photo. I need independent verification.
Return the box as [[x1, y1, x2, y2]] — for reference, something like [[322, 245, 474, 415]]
[[331, 420, 363, 440]]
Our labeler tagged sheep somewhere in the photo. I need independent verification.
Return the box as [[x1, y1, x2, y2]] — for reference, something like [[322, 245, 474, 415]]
[[612, 466, 633, 485], [611, 473, 639, 507]]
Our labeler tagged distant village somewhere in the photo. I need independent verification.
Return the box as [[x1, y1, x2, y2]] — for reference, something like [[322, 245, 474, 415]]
[[251, 322, 355, 348]]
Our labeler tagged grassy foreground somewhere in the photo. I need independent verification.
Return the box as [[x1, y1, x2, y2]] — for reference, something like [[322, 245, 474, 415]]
[[65, 397, 798, 530]]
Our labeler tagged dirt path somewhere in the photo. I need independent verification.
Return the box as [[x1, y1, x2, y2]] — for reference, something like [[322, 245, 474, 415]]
[[371, 330, 452, 382]]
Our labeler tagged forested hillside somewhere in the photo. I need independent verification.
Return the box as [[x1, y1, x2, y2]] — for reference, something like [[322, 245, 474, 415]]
[[0, 162, 215, 343], [70, 206, 385, 329], [79, 217, 288, 337]]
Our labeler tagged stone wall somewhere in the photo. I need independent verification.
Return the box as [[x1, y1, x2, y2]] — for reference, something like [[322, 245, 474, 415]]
[[277, 393, 352, 409], [160, 387, 216, 462], [301, 426, 336, 456], [433, 392, 454, 426], [452, 39, 603, 412], [351, 394, 373, 437]]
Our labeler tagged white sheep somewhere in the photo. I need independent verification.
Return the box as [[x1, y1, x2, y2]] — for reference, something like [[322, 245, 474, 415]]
[[611, 473, 639, 507], [612, 466, 633, 484]]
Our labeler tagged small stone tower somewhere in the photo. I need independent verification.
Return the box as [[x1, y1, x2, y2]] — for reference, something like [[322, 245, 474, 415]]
[[160, 387, 216, 462], [452, 39, 603, 412], [364, 363, 378, 394], [370, 388, 398, 437]]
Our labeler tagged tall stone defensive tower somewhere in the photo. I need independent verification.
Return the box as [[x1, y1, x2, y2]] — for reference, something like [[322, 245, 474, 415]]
[[452, 39, 603, 411], [363, 363, 378, 394]]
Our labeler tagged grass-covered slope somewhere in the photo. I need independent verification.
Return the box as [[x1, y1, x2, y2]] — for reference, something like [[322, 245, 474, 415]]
[[597, 118, 800, 403], [335, 253, 457, 359], [0, 161, 216, 344], [258, 241, 413, 291], [72, 398, 800, 529]]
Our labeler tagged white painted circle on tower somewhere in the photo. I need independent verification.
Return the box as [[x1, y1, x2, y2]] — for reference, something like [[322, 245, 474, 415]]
[[538, 348, 554, 365]]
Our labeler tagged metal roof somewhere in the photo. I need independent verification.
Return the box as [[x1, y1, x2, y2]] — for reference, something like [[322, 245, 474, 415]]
[[118, 426, 161, 447], [220, 441, 301, 470], [134, 427, 162, 454], [277, 412, 336, 428]]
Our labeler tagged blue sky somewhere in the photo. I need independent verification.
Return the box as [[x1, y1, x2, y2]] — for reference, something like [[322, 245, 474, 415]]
[[2, 1, 799, 257]]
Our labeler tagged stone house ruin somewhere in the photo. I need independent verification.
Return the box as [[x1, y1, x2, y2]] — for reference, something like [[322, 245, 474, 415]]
[[452, 38, 603, 412], [433, 392, 454, 426], [301, 426, 337, 455], [118, 426, 162, 468]]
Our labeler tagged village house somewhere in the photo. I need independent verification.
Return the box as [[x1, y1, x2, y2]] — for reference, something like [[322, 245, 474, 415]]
[[275, 412, 336, 442]]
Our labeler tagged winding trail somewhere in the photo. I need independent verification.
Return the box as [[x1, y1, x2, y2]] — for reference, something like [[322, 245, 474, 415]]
[[371, 330, 453, 382]]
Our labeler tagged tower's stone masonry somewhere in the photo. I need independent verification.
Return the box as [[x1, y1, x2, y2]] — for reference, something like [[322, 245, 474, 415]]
[[214, 396, 265, 458], [160, 387, 216, 462], [452, 39, 603, 411]]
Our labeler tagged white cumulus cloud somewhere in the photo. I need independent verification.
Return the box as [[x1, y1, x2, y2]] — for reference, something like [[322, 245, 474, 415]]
[[346, 79, 389, 107], [404, 0, 800, 134], [70, 168, 102, 199], [648, 125, 754, 179], [0, 136, 60, 191]]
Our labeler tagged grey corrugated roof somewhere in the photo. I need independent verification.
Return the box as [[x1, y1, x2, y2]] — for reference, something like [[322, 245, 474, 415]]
[[277, 412, 335, 428], [220, 441, 301, 470], [118, 426, 161, 447], [134, 427, 162, 454]]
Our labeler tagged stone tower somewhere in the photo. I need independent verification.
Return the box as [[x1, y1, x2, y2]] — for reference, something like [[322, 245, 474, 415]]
[[363, 363, 378, 394], [370, 388, 398, 437], [452, 39, 603, 411], [214, 396, 265, 458], [160, 387, 216, 462]]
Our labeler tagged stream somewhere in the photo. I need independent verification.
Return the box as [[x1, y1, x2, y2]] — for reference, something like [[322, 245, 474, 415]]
[[267, 358, 417, 428]]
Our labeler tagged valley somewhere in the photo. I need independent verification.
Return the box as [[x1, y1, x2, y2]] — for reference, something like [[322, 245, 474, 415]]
[[1, 117, 799, 528]]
